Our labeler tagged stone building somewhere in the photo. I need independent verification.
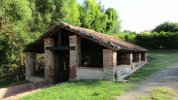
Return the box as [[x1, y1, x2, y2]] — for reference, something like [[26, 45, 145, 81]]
[[24, 22, 148, 84]]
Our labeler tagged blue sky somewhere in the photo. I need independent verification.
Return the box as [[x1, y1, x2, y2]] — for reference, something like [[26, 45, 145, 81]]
[[78, 0, 178, 32]]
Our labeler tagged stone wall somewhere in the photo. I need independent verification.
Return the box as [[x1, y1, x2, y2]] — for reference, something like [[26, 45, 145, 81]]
[[76, 67, 103, 80], [115, 61, 147, 80], [76, 61, 147, 81]]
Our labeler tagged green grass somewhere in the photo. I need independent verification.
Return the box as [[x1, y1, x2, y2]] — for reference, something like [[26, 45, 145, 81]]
[[22, 81, 133, 100], [21, 50, 178, 100], [130, 50, 178, 82], [141, 87, 177, 100]]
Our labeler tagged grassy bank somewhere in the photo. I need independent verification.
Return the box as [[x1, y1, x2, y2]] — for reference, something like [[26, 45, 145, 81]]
[[21, 50, 178, 100]]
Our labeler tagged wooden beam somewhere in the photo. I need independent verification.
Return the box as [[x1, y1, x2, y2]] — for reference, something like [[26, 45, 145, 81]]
[[46, 46, 75, 51], [58, 30, 61, 46]]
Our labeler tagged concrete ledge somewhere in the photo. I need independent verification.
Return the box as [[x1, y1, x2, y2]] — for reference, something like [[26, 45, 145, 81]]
[[115, 65, 132, 79], [28, 76, 45, 82], [115, 61, 148, 80], [77, 67, 103, 80]]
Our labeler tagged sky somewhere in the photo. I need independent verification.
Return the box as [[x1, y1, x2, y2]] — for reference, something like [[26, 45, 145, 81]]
[[78, 0, 178, 32]]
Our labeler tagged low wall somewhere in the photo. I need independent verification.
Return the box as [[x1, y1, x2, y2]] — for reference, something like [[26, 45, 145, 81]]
[[115, 65, 132, 80], [115, 61, 147, 80], [0, 80, 51, 99], [76, 61, 147, 81], [28, 76, 45, 82], [77, 67, 103, 80]]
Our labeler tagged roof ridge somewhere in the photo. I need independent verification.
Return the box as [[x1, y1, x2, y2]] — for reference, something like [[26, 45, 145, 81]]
[[59, 21, 147, 51], [25, 21, 148, 52]]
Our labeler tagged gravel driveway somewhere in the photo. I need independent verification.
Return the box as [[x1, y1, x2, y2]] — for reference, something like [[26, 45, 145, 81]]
[[118, 63, 178, 100]]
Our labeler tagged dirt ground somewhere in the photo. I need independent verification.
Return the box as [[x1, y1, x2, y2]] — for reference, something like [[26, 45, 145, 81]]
[[3, 89, 40, 100], [118, 63, 178, 100], [0, 80, 51, 100]]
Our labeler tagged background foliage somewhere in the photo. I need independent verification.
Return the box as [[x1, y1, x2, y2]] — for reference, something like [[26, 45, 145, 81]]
[[152, 22, 178, 33], [1, 0, 178, 84], [79, 0, 118, 33], [118, 22, 178, 50], [0, 0, 120, 83], [0, 0, 33, 82]]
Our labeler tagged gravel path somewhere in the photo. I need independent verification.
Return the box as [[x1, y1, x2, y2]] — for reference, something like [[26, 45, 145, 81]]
[[118, 63, 178, 100]]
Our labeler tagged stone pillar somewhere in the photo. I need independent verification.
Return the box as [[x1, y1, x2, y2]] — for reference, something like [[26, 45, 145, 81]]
[[44, 38, 55, 83], [135, 53, 141, 62], [138, 53, 141, 62], [141, 53, 146, 61], [69, 35, 81, 80], [125, 53, 133, 65], [25, 52, 36, 81], [103, 49, 117, 81], [54, 54, 59, 83]]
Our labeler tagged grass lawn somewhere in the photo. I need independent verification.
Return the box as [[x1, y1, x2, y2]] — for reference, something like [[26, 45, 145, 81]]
[[141, 87, 177, 100], [21, 50, 178, 100]]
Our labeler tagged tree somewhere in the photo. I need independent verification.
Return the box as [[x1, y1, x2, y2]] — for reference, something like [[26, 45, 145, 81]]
[[0, 0, 121, 82], [79, 0, 108, 33], [60, 0, 81, 26], [152, 22, 178, 33], [123, 30, 132, 34], [105, 8, 118, 32], [79, 0, 120, 33], [29, 0, 80, 38], [0, 0, 33, 81], [111, 20, 121, 34], [0, 0, 81, 81]]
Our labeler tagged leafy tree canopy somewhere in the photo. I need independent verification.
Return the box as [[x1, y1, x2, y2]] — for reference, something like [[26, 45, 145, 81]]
[[111, 20, 121, 34], [152, 22, 178, 33], [79, 0, 120, 33], [0, 0, 81, 82], [29, 0, 80, 37], [105, 8, 118, 32], [79, 0, 107, 32], [0, 0, 121, 82]]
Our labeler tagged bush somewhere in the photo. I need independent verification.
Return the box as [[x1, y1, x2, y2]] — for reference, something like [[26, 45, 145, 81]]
[[135, 32, 178, 49]]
